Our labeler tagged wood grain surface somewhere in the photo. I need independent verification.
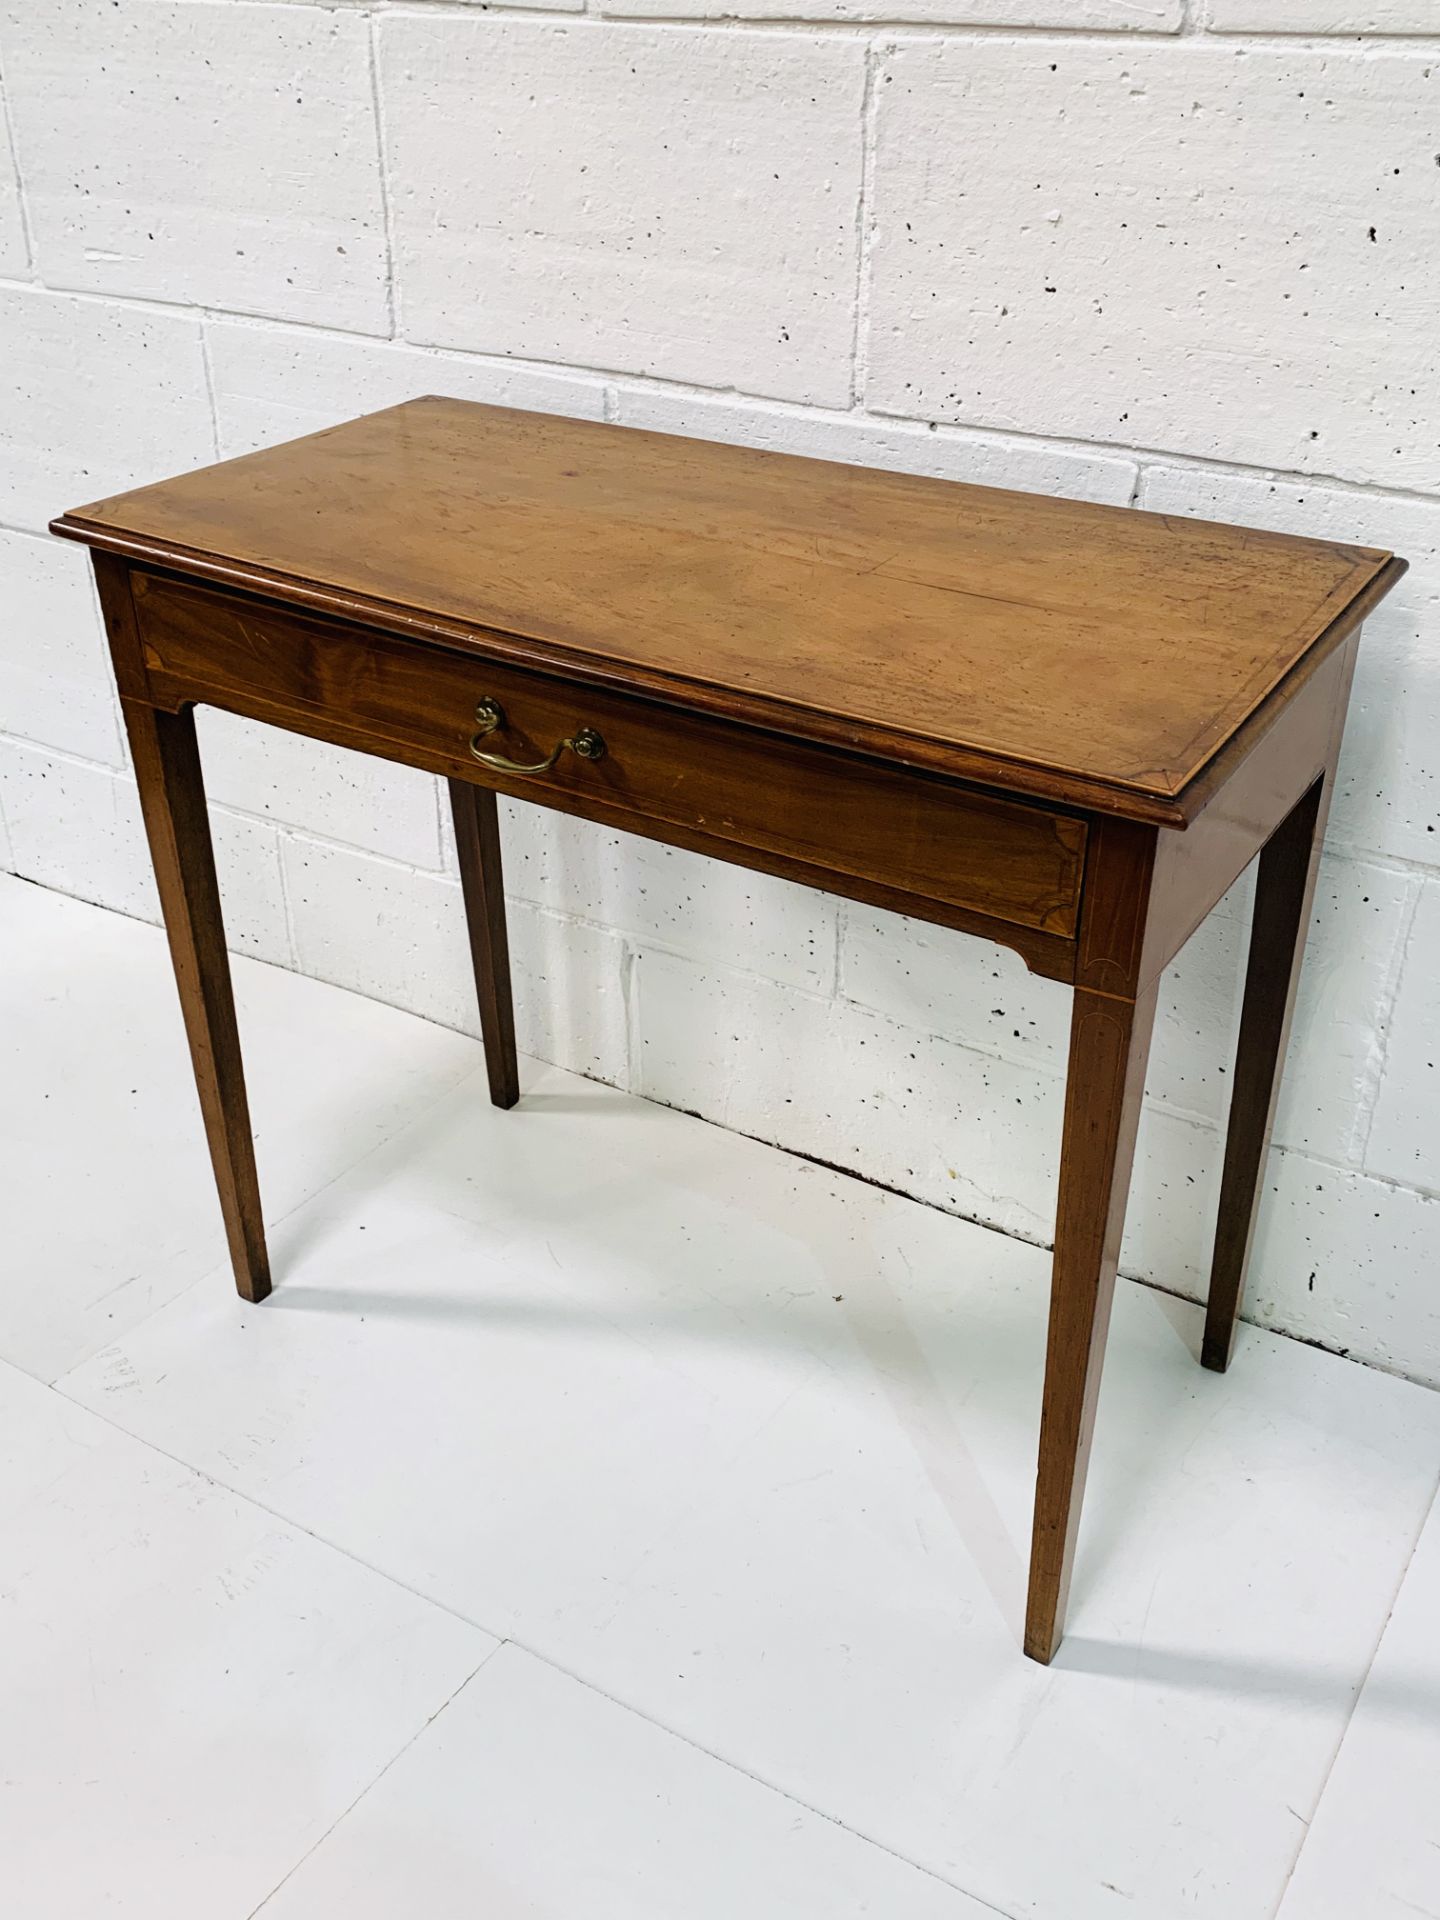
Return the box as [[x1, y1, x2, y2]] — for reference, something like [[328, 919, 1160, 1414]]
[[131, 568, 1089, 940], [65, 407, 1408, 1667], [53, 397, 1399, 819]]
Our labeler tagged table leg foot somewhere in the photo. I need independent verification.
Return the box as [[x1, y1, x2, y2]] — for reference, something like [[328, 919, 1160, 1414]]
[[1025, 982, 1156, 1663], [449, 779, 520, 1110], [1202, 777, 1327, 1375], [122, 698, 270, 1304]]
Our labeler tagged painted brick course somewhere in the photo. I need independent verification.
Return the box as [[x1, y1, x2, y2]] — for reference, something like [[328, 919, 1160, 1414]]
[[867, 42, 1440, 489], [0, 528, 122, 768], [281, 831, 631, 1085], [194, 709, 445, 871], [840, 853, 1418, 1171], [3, 4, 1439, 1389], [606, 0, 1182, 24], [495, 807, 840, 997], [611, 384, 1139, 505], [634, 942, 1066, 1246], [205, 319, 608, 460], [0, 78, 25, 276], [0, 1, 389, 331], [1249, 1151, 1440, 1381], [380, 18, 867, 404], [1364, 880, 1440, 1194], [1206, 1, 1440, 29], [0, 737, 292, 966], [0, 287, 213, 534]]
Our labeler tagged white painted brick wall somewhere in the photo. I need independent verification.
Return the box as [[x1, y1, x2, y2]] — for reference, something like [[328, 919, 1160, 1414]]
[[604, 0, 1183, 26], [280, 831, 631, 1084], [194, 709, 444, 869], [2, 6, 1439, 1388], [0, 286, 214, 532], [0, 528, 123, 768], [1205, 1, 1439, 30], [0, 75, 25, 276], [379, 18, 867, 404], [1366, 881, 1440, 1193], [867, 41, 1440, 490], [0, 735, 292, 965], [611, 383, 1140, 504], [206, 317, 607, 461], [4, 2, 389, 332]]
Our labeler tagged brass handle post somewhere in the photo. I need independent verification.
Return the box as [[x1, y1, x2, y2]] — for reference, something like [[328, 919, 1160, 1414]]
[[468, 697, 605, 775]]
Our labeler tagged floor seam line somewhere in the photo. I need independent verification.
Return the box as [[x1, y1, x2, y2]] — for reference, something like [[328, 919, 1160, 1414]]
[[506, 1635, 1021, 1920], [42, 1373, 1013, 1913], [1268, 1466, 1440, 1919], [47, 1375, 515, 1640], [243, 1639, 510, 1919], [17, 876, 1440, 1919]]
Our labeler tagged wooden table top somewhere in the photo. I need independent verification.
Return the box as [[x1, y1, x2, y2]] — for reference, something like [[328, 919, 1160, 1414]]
[[54, 397, 1403, 823]]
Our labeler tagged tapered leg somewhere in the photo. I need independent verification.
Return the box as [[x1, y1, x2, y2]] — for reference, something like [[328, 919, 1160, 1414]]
[[121, 699, 270, 1303], [1201, 777, 1326, 1373], [449, 779, 520, 1109], [1025, 981, 1157, 1664]]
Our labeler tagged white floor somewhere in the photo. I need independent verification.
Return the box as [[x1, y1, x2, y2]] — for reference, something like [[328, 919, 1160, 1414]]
[[4, 871, 1439, 1920]]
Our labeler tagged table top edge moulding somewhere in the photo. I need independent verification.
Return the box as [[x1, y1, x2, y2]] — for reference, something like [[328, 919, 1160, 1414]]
[[54, 396, 1409, 1666], [50, 396, 1405, 828]]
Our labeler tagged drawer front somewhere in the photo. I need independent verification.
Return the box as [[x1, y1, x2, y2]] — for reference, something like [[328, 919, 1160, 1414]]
[[133, 571, 1086, 938]]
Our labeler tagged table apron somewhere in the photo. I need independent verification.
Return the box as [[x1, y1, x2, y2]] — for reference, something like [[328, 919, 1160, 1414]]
[[128, 568, 1090, 977]]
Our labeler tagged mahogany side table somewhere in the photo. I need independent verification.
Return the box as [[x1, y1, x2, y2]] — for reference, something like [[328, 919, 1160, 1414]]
[[53, 399, 1405, 1662]]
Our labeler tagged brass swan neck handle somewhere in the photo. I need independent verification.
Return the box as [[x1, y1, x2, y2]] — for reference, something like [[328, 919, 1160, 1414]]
[[467, 697, 605, 775]]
